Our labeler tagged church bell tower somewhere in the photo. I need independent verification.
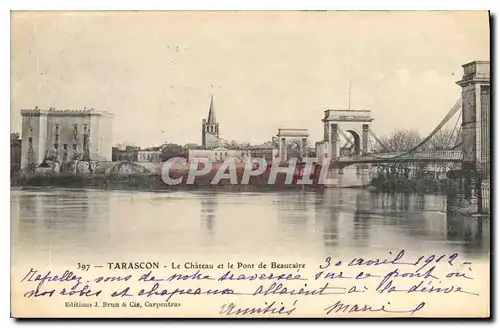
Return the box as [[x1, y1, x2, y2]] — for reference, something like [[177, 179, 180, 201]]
[[202, 95, 219, 149]]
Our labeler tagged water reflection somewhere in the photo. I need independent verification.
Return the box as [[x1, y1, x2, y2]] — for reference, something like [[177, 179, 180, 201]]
[[276, 192, 309, 227], [446, 214, 490, 257], [13, 189, 110, 252], [313, 189, 489, 257], [11, 188, 490, 262], [317, 190, 339, 247], [353, 193, 370, 245], [200, 192, 218, 234]]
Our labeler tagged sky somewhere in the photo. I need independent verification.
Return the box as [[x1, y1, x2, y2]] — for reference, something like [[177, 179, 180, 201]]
[[10, 11, 490, 148]]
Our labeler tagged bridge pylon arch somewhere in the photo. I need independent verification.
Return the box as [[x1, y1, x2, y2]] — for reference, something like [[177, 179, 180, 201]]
[[276, 128, 310, 162], [318, 109, 373, 162]]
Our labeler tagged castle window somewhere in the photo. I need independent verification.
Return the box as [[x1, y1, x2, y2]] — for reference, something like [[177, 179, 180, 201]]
[[28, 137, 33, 147], [29, 127, 33, 133], [63, 144, 68, 150], [55, 134, 59, 142], [54, 143, 59, 150], [83, 125, 88, 135], [83, 135, 88, 148], [55, 124, 59, 132], [73, 144, 77, 151], [73, 124, 78, 135]]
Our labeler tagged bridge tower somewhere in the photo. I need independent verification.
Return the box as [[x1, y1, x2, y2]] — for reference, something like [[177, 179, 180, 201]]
[[320, 109, 373, 161], [456, 61, 490, 213], [276, 128, 310, 162], [456, 61, 490, 176], [317, 109, 374, 188]]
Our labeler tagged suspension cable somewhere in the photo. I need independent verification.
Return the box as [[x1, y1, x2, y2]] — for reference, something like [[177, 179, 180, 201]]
[[446, 111, 462, 149], [337, 130, 353, 155], [340, 141, 353, 154], [453, 126, 462, 147], [350, 97, 462, 160], [451, 141, 463, 150], [339, 129, 354, 145], [368, 128, 388, 150]]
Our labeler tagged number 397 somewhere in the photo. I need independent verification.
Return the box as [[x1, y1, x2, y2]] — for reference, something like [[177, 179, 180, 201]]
[[77, 263, 90, 271]]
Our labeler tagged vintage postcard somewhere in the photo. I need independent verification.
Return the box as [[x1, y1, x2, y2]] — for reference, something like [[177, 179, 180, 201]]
[[10, 11, 490, 318]]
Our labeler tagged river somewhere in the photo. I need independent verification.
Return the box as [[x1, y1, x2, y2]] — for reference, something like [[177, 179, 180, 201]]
[[10, 187, 490, 268]]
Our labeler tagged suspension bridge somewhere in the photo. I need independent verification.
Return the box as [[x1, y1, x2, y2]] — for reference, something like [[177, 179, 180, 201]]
[[336, 150, 463, 165], [101, 96, 466, 175], [324, 97, 465, 168]]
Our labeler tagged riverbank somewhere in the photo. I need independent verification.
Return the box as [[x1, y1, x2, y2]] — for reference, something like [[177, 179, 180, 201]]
[[11, 173, 327, 192], [369, 176, 448, 194], [12, 173, 460, 195]]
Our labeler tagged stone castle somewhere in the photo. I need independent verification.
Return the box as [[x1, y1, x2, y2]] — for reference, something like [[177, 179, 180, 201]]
[[20, 107, 114, 169]]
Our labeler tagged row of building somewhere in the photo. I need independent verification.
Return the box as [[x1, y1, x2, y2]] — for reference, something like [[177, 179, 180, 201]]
[[14, 60, 490, 184], [112, 146, 162, 162], [112, 145, 278, 164], [14, 94, 279, 172], [112, 94, 278, 163]]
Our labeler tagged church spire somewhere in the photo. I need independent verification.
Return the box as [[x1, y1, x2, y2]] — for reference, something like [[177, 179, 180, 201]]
[[207, 94, 217, 124]]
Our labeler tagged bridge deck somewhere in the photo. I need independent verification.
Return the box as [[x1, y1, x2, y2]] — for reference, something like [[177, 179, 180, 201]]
[[335, 150, 462, 164]]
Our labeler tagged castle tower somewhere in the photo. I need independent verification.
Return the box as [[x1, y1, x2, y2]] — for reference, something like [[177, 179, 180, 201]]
[[201, 95, 220, 149], [20, 107, 114, 169], [20, 107, 48, 169]]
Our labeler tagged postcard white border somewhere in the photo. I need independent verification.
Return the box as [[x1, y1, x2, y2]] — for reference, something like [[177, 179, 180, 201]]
[[2, 1, 497, 327]]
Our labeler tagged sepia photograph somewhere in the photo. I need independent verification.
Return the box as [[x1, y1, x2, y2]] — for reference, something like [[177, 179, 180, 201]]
[[9, 10, 491, 318]]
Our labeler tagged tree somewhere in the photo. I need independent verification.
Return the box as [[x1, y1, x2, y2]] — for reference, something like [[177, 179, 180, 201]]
[[370, 127, 458, 191], [255, 141, 275, 149], [376, 127, 462, 153], [184, 143, 203, 150], [271, 137, 279, 149], [160, 143, 186, 161], [427, 127, 460, 150], [378, 129, 422, 152], [227, 140, 251, 150], [371, 129, 421, 189]]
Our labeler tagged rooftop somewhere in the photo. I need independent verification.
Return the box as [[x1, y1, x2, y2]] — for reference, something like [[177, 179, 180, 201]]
[[20, 107, 114, 117], [277, 128, 310, 137], [457, 60, 490, 85], [323, 109, 373, 122], [139, 147, 162, 152]]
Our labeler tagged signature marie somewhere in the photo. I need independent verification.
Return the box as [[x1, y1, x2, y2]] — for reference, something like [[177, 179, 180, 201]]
[[219, 299, 426, 317], [325, 300, 426, 316]]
